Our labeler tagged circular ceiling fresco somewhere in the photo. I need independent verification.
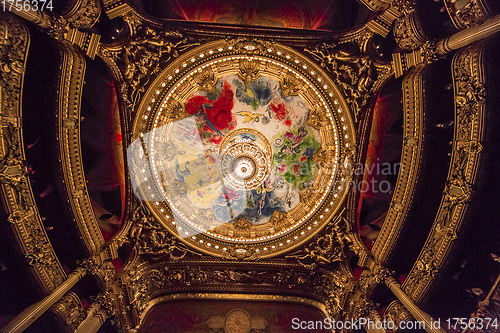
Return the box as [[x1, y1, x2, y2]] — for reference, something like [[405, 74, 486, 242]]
[[128, 39, 356, 259]]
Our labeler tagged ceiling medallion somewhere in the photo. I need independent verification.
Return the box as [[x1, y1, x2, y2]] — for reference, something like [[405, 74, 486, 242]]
[[130, 39, 356, 259], [219, 128, 272, 191]]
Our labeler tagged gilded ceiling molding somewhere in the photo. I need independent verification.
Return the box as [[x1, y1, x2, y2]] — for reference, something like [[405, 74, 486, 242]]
[[444, 0, 494, 29], [304, 40, 392, 123], [97, 24, 200, 122], [0, 13, 67, 294], [7, 2, 101, 58], [102, 0, 133, 20], [117, 258, 351, 329], [371, 65, 425, 263], [58, 41, 105, 256], [76, 291, 117, 333], [129, 38, 356, 260], [401, 41, 486, 303], [362, 0, 416, 37], [49, 292, 87, 332]]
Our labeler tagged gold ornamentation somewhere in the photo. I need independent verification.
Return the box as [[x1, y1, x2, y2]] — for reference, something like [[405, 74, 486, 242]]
[[50, 292, 87, 331], [59, 41, 105, 255], [402, 42, 486, 302], [90, 291, 117, 318], [280, 71, 302, 97], [286, 219, 346, 268], [312, 149, 335, 169], [307, 106, 329, 129], [444, 0, 491, 29], [238, 58, 260, 84], [0, 14, 67, 293], [233, 218, 252, 238], [163, 180, 188, 198], [132, 38, 354, 259], [270, 211, 288, 232], [101, 25, 198, 113], [304, 43, 379, 120], [383, 300, 412, 328], [129, 202, 201, 259], [393, 11, 427, 51], [219, 128, 272, 191], [64, 0, 102, 29], [160, 99, 187, 124], [227, 39, 274, 55], [126, 262, 346, 318], [194, 66, 218, 92], [371, 65, 424, 263]]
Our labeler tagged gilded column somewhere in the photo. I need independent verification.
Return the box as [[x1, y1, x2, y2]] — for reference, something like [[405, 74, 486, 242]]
[[75, 292, 116, 333], [384, 275, 446, 333], [393, 11, 427, 51], [437, 14, 500, 53], [365, 306, 387, 333], [50, 292, 87, 331], [0, 267, 87, 333], [383, 300, 412, 330]]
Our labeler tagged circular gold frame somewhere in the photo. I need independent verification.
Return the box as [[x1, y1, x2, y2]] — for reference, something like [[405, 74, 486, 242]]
[[131, 39, 356, 259]]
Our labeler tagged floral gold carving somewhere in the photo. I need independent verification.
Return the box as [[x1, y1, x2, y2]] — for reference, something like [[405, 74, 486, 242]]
[[159, 99, 187, 124], [51, 292, 87, 331], [280, 71, 302, 97], [194, 66, 218, 92], [238, 58, 261, 84], [0, 14, 66, 293]]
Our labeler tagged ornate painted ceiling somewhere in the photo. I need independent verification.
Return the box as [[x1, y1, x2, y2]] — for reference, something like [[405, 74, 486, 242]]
[[1, 0, 500, 332]]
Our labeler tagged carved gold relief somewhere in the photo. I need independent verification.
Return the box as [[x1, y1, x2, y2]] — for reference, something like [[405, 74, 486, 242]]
[[402, 42, 486, 302], [371, 65, 425, 263], [50, 292, 87, 331], [194, 66, 218, 92], [238, 58, 261, 84], [0, 14, 67, 293], [128, 38, 357, 261], [159, 99, 187, 124], [280, 71, 303, 97]]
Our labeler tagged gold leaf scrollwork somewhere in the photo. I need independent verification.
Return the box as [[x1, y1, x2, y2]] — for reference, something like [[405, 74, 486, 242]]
[[233, 218, 251, 238], [280, 71, 302, 97], [306, 106, 328, 129], [270, 211, 288, 232], [194, 66, 218, 92], [238, 58, 261, 84], [51, 292, 86, 331], [312, 149, 335, 170], [160, 99, 187, 124]]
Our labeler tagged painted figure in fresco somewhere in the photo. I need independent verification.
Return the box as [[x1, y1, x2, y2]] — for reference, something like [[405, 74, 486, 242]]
[[277, 126, 308, 159]]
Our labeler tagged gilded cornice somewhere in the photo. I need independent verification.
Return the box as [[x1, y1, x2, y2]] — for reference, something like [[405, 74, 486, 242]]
[[371, 64, 425, 263], [118, 258, 351, 329], [0, 13, 67, 293], [58, 41, 105, 256], [402, 41, 486, 302]]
